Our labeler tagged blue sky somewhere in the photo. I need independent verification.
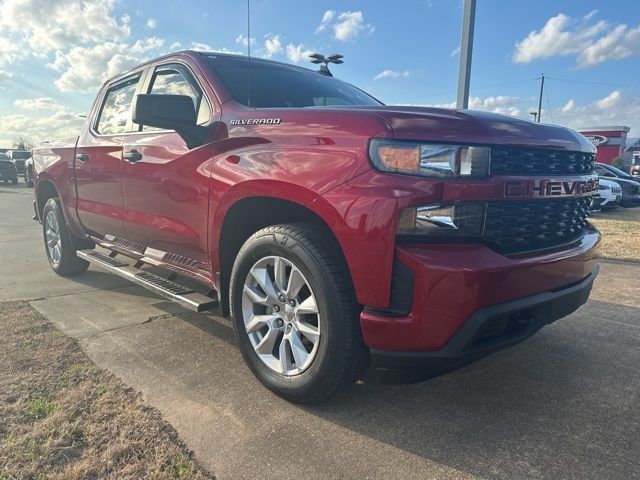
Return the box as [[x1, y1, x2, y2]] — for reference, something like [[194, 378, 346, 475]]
[[1, 0, 639, 146]]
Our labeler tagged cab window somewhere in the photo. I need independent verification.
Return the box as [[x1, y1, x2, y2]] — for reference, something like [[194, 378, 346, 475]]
[[96, 75, 140, 134], [142, 65, 211, 131]]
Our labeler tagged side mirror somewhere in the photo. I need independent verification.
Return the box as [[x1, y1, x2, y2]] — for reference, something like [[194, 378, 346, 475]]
[[132, 94, 206, 148]]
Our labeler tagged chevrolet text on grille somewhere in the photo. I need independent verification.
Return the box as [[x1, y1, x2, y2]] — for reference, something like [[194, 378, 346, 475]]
[[503, 178, 599, 198]]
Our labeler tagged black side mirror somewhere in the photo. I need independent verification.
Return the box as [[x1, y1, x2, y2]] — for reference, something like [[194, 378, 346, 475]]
[[132, 94, 206, 148]]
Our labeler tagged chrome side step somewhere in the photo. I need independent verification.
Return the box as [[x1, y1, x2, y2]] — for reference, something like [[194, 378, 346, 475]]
[[77, 250, 218, 312]]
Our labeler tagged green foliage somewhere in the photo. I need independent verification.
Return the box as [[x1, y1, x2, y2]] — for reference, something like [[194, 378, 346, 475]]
[[612, 156, 626, 170]]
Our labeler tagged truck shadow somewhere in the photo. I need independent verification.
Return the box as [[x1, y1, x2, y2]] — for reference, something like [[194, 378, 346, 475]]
[[295, 299, 640, 479]]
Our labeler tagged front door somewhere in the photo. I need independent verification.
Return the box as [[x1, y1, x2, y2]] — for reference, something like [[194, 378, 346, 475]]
[[75, 73, 142, 238], [121, 63, 216, 269]]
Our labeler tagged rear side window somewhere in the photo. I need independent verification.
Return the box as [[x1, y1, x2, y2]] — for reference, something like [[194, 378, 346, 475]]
[[142, 65, 211, 130], [96, 75, 140, 134]]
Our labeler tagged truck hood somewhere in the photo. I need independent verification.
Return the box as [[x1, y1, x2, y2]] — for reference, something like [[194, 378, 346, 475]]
[[319, 105, 595, 153]]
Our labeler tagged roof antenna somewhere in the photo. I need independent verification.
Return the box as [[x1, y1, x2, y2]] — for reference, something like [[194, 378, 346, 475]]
[[246, 0, 252, 107]]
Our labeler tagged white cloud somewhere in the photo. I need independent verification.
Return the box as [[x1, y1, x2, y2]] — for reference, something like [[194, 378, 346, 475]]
[[0, 36, 22, 65], [560, 99, 575, 113], [316, 10, 373, 41], [235, 33, 255, 47], [51, 38, 165, 92], [286, 43, 314, 63], [595, 90, 622, 109], [450, 46, 461, 57], [513, 12, 640, 68], [189, 42, 241, 54], [583, 9, 599, 21], [316, 10, 335, 33], [0, 0, 131, 58], [146, 18, 157, 29], [169, 41, 182, 51], [333, 11, 374, 41], [374, 69, 410, 80], [14, 97, 63, 110], [0, 69, 12, 85], [0, 110, 86, 147], [425, 90, 640, 133], [264, 34, 282, 58], [190, 42, 211, 51]]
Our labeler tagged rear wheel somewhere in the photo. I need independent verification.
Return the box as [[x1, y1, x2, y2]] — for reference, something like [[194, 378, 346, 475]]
[[230, 224, 369, 404], [42, 198, 90, 276]]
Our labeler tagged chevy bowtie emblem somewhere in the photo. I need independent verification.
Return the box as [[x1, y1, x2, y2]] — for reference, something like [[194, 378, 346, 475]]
[[504, 178, 599, 198]]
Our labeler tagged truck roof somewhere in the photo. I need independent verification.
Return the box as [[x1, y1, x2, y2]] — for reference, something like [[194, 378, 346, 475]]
[[104, 50, 320, 88]]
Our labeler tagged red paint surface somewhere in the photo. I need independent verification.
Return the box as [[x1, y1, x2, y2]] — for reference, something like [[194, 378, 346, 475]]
[[33, 51, 600, 352]]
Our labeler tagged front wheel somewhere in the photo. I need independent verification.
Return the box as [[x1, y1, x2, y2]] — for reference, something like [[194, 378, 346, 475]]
[[230, 224, 369, 404], [42, 198, 90, 276]]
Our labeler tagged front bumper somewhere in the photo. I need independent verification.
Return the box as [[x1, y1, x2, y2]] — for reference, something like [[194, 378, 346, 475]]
[[371, 265, 598, 370], [0, 167, 18, 180], [361, 226, 600, 358]]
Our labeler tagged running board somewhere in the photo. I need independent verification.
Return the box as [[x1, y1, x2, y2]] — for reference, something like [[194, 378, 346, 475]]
[[77, 250, 218, 312]]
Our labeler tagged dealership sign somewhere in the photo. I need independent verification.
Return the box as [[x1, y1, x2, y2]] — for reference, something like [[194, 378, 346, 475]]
[[584, 135, 608, 146]]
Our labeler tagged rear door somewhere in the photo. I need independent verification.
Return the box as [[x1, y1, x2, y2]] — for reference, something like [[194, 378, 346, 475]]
[[121, 62, 217, 269], [75, 73, 143, 238]]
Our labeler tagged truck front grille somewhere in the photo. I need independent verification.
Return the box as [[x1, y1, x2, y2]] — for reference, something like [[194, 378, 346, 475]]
[[483, 197, 592, 254], [491, 148, 595, 176]]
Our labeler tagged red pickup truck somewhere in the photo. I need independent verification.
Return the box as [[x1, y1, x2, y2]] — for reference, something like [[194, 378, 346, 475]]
[[33, 51, 600, 403]]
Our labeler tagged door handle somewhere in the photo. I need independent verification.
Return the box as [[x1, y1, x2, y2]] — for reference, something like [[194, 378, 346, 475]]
[[76, 152, 90, 163], [123, 149, 143, 163]]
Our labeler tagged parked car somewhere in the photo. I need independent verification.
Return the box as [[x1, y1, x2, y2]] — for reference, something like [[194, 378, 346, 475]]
[[6, 149, 31, 178], [32, 51, 600, 403], [24, 156, 34, 187], [594, 162, 640, 207], [593, 178, 622, 211], [631, 155, 640, 178], [0, 152, 19, 184]]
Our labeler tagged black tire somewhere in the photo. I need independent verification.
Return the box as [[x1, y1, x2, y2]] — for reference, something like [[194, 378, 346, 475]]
[[230, 224, 369, 404], [42, 198, 90, 276]]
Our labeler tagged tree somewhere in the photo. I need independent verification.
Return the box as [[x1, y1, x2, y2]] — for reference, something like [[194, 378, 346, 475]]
[[12, 136, 34, 151], [611, 156, 626, 170]]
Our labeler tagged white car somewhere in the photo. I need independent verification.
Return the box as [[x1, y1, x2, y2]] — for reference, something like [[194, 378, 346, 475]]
[[593, 178, 622, 210]]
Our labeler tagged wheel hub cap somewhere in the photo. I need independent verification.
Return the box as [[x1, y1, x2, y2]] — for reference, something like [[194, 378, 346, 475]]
[[45, 210, 62, 265], [242, 256, 321, 376]]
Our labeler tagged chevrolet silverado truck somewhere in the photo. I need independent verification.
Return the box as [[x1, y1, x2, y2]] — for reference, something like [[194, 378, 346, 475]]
[[32, 51, 600, 403]]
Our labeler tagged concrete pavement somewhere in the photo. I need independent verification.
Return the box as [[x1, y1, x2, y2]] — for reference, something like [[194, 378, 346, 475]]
[[1, 182, 639, 480]]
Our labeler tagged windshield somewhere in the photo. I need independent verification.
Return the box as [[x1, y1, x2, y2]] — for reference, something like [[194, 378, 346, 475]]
[[9, 151, 31, 159], [0, 153, 9, 160], [205, 55, 381, 108], [600, 163, 632, 179]]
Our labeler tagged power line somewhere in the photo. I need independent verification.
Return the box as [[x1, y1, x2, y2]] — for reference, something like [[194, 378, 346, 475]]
[[411, 78, 538, 102], [546, 76, 640, 89], [545, 89, 554, 123]]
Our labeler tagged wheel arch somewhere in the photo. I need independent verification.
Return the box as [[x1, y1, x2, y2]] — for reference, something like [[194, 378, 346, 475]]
[[215, 195, 353, 315], [35, 179, 60, 220]]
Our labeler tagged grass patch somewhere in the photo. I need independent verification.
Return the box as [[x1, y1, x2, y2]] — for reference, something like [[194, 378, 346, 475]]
[[0, 302, 213, 479], [590, 207, 640, 262]]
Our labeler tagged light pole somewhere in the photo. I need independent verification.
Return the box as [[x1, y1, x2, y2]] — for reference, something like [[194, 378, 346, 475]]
[[309, 53, 344, 77], [456, 0, 477, 109]]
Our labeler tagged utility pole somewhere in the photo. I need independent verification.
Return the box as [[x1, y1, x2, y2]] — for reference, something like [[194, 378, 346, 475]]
[[536, 73, 545, 123], [456, 0, 476, 109]]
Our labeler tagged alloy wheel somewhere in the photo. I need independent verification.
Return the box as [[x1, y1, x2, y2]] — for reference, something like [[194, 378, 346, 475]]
[[45, 210, 62, 264], [242, 256, 321, 376]]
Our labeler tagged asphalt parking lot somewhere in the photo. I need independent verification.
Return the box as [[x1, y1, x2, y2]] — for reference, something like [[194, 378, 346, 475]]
[[1, 181, 639, 480]]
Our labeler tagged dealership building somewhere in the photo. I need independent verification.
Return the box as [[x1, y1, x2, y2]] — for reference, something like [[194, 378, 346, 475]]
[[578, 126, 630, 165]]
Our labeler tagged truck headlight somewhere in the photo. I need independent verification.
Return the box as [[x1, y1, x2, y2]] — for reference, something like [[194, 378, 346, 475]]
[[397, 204, 485, 237], [369, 139, 490, 178]]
